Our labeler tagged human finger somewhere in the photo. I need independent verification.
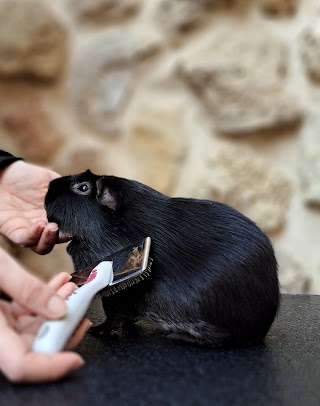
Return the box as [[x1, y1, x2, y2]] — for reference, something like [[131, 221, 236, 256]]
[[17, 220, 47, 247], [0, 248, 67, 319], [15, 315, 42, 339], [1, 339, 84, 383], [30, 223, 59, 255], [0, 310, 84, 383], [15, 314, 91, 346], [12, 278, 80, 338], [5, 352, 84, 383], [47, 272, 72, 290], [65, 318, 92, 351], [10, 272, 72, 318]]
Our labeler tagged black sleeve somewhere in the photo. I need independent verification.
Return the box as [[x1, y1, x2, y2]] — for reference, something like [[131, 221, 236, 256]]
[[0, 150, 23, 170]]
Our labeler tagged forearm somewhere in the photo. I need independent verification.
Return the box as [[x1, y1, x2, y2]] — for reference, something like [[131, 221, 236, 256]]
[[0, 151, 23, 171], [0, 151, 24, 191]]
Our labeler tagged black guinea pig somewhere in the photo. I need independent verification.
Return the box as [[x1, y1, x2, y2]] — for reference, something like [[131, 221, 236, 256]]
[[45, 170, 280, 347]]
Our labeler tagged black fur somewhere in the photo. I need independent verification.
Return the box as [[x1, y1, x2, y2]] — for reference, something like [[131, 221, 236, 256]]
[[45, 170, 280, 347]]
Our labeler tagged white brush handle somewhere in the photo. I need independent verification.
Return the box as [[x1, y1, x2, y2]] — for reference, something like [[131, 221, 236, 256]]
[[32, 261, 114, 354]]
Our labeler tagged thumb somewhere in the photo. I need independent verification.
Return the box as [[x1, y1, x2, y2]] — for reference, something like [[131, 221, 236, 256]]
[[0, 248, 66, 319]]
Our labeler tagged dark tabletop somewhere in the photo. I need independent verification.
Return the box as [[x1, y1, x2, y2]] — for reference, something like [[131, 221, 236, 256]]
[[0, 294, 320, 406]]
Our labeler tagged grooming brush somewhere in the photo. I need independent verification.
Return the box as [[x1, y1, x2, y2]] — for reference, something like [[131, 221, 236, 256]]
[[32, 237, 152, 354]]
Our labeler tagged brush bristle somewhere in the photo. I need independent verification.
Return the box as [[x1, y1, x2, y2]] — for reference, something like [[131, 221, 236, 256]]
[[101, 258, 153, 297]]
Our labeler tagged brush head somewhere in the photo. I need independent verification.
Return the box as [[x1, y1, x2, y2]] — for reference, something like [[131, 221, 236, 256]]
[[70, 237, 152, 290], [108, 236, 151, 285]]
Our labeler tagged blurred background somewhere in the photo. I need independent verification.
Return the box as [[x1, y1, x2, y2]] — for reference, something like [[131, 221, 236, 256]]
[[0, 0, 319, 294]]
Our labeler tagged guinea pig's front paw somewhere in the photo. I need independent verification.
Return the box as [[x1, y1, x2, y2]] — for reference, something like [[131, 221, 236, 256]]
[[110, 322, 139, 340], [89, 319, 134, 340], [109, 329, 123, 340], [89, 321, 111, 337]]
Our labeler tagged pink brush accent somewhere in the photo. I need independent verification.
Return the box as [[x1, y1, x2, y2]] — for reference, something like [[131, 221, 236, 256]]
[[84, 269, 97, 284]]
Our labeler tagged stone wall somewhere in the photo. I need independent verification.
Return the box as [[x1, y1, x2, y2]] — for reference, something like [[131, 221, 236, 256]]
[[0, 0, 320, 293]]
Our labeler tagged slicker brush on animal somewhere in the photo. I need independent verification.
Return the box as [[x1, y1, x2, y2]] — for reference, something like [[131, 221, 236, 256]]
[[45, 170, 280, 348]]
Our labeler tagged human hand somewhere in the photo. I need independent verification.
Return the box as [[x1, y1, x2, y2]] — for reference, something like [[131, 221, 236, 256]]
[[0, 160, 63, 254], [0, 248, 90, 383]]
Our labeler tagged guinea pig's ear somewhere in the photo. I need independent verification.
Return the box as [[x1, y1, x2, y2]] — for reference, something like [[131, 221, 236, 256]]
[[96, 178, 117, 210]]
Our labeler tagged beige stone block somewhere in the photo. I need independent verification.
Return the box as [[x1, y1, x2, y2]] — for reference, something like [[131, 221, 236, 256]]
[[52, 138, 116, 176], [259, 0, 298, 16], [71, 30, 161, 135], [299, 20, 320, 82], [276, 247, 311, 293], [156, 0, 236, 35], [69, 0, 142, 23], [126, 98, 187, 194], [0, 0, 67, 81], [1, 100, 63, 164], [18, 244, 73, 281], [178, 29, 304, 134], [299, 111, 320, 207], [197, 145, 291, 233]]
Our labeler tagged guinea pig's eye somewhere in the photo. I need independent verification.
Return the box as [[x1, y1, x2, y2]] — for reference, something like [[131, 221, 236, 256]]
[[72, 182, 92, 196]]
